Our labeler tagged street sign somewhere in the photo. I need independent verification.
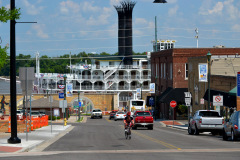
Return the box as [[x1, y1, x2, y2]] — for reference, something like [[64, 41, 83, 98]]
[[59, 100, 67, 113], [184, 92, 192, 106], [79, 102, 81, 107], [170, 100, 177, 108], [59, 93, 64, 99], [149, 97, 154, 106], [213, 95, 223, 106], [200, 98, 204, 104]]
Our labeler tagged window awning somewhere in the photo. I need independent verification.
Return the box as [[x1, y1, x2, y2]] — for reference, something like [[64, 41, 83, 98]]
[[203, 89, 236, 108], [229, 86, 237, 96], [158, 87, 188, 104]]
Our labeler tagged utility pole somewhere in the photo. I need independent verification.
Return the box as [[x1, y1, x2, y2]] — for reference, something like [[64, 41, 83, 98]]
[[8, 0, 21, 144], [155, 16, 158, 52]]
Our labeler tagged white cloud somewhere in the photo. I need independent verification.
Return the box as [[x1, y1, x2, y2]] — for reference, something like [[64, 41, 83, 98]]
[[224, 0, 240, 20], [82, 2, 100, 12], [168, 5, 179, 16], [167, 0, 178, 4], [231, 24, 240, 32], [208, 2, 223, 15], [59, 1, 81, 14], [22, 0, 44, 15], [32, 24, 49, 39]]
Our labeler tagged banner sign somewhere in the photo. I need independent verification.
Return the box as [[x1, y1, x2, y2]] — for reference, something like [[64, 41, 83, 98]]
[[150, 83, 155, 93], [66, 83, 73, 97], [136, 88, 141, 99], [199, 63, 208, 82]]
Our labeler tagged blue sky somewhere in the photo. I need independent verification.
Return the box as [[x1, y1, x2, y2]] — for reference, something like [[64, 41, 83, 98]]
[[1, 0, 240, 57]]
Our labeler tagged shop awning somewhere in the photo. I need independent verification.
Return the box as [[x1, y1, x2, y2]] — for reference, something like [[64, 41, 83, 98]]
[[203, 89, 236, 108], [229, 86, 237, 96], [158, 87, 188, 104]]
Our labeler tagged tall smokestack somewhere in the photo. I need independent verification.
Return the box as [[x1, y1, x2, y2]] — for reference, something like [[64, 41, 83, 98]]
[[114, 6, 125, 57], [121, 1, 136, 65]]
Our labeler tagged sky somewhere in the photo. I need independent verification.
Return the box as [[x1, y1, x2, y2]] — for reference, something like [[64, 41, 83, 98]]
[[1, 0, 240, 58]]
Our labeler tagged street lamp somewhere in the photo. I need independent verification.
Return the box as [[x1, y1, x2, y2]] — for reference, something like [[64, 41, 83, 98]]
[[63, 75, 67, 125], [207, 51, 212, 110], [155, 76, 158, 120], [153, 0, 167, 3]]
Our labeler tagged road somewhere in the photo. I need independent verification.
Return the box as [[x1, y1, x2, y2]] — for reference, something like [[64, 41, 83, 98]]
[[1, 117, 240, 160]]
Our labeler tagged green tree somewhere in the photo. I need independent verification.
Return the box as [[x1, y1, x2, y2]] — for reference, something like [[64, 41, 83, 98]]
[[0, 6, 21, 70]]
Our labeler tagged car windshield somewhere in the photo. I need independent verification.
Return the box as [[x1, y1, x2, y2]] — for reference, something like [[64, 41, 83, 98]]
[[136, 112, 151, 116], [117, 112, 125, 114], [132, 101, 143, 106], [31, 112, 40, 115], [199, 111, 220, 117], [93, 109, 101, 112], [17, 111, 22, 114]]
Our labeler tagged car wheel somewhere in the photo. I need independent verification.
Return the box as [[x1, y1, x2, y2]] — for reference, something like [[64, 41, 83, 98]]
[[114, 119, 117, 121], [223, 129, 228, 141], [194, 124, 199, 135], [231, 130, 237, 141], [188, 125, 194, 135]]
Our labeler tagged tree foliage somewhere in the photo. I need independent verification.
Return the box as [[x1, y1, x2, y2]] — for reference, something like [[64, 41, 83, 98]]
[[0, 6, 21, 71]]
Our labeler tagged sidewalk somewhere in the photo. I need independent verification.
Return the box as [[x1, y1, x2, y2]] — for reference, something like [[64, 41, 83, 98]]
[[0, 116, 87, 154], [159, 120, 188, 130]]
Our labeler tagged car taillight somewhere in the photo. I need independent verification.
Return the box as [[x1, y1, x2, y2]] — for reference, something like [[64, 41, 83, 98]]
[[234, 125, 238, 129], [124, 115, 126, 116], [199, 118, 202, 124], [116, 115, 119, 116], [222, 119, 224, 125], [135, 117, 138, 121]]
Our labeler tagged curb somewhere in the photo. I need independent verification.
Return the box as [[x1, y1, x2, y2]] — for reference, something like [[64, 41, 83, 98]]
[[18, 125, 73, 153], [166, 125, 188, 131]]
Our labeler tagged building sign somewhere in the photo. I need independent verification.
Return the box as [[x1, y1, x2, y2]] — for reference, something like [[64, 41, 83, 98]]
[[150, 83, 155, 93], [213, 95, 223, 106], [66, 83, 73, 97], [238, 72, 240, 97], [199, 63, 208, 82]]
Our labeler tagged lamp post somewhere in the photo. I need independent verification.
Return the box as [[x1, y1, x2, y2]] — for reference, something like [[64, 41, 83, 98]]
[[78, 91, 81, 121], [207, 51, 212, 110], [155, 76, 158, 120], [63, 75, 67, 125]]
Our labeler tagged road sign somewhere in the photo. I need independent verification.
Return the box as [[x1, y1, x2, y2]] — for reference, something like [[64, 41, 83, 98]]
[[170, 100, 177, 108], [149, 97, 154, 106], [200, 98, 204, 105], [59, 100, 67, 113], [213, 95, 223, 106], [59, 93, 64, 99], [79, 102, 81, 107]]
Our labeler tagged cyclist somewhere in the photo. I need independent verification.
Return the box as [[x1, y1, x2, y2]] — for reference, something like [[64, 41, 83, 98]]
[[124, 111, 134, 130]]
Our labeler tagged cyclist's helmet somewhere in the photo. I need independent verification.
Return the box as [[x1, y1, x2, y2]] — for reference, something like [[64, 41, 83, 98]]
[[127, 112, 131, 116]]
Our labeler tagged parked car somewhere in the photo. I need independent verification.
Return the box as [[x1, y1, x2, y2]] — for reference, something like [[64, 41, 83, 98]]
[[114, 111, 126, 121], [133, 111, 153, 130], [188, 110, 224, 135], [109, 110, 118, 120], [91, 109, 102, 119], [31, 111, 42, 118], [39, 111, 46, 116], [223, 111, 240, 141], [17, 110, 24, 120]]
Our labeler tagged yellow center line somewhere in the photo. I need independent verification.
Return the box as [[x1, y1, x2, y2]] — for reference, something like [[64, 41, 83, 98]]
[[105, 117, 112, 123], [133, 131, 181, 150]]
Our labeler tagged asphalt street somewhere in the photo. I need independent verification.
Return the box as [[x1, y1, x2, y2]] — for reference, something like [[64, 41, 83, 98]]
[[0, 117, 240, 160]]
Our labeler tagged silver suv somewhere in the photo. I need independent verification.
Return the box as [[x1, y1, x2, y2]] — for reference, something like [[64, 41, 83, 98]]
[[91, 109, 102, 119]]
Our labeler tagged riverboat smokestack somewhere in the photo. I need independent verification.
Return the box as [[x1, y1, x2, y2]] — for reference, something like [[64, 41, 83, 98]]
[[115, 1, 136, 65]]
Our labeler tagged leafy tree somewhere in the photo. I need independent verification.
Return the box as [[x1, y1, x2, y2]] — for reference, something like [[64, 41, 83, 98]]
[[0, 6, 21, 70]]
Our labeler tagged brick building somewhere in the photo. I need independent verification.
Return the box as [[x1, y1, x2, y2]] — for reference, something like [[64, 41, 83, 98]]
[[151, 48, 240, 120]]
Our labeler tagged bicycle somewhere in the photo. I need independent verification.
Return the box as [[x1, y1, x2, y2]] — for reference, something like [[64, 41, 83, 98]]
[[125, 123, 132, 140]]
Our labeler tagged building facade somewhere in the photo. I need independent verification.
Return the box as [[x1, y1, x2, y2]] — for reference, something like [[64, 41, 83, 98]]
[[151, 48, 240, 120]]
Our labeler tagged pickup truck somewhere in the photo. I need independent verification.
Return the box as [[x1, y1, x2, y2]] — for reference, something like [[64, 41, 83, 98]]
[[133, 111, 153, 130], [188, 110, 224, 135]]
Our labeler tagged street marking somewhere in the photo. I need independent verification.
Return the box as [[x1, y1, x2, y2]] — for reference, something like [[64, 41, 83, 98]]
[[133, 131, 181, 150], [105, 118, 112, 123]]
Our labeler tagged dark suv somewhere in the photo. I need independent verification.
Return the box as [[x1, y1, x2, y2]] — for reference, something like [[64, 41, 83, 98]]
[[109, 110, 118, 120]]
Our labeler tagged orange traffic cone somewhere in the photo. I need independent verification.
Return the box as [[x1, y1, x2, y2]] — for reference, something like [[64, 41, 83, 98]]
[[8, 116, 11, 133]]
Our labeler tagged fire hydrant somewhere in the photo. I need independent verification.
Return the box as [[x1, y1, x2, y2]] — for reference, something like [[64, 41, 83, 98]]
[[64, 118, 67, 126]]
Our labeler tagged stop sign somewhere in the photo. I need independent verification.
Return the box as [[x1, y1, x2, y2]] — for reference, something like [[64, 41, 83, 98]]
[[170, 100, 177, 108]]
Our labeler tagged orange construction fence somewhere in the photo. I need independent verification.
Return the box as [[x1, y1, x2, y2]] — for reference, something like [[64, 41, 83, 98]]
[[7, 115, 49, 133]]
